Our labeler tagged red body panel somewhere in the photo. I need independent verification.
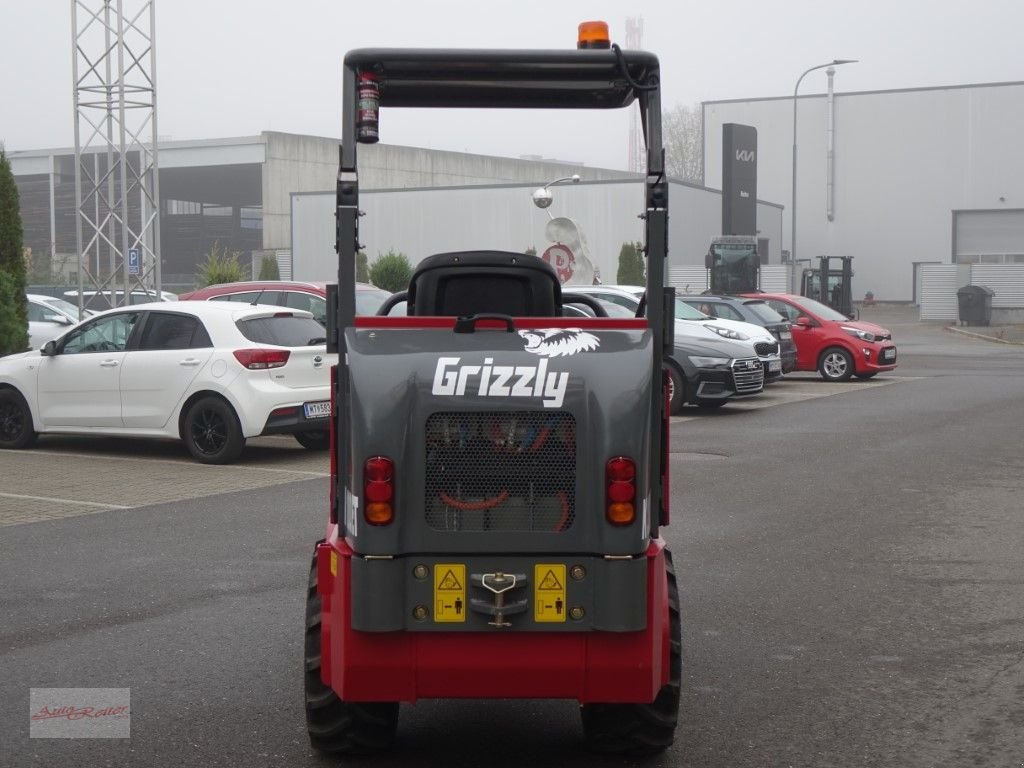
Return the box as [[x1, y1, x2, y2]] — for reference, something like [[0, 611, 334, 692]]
[[315, 534, 669, 703], [744, 292, 898, 375]]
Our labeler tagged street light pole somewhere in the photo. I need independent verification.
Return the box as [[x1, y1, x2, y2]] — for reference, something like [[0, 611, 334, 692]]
[[791, 59, 857, 290]]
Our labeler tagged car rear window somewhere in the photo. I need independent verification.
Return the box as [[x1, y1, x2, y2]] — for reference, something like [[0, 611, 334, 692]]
[[235, 315, 326, 347], [743, 301, 786, 324]]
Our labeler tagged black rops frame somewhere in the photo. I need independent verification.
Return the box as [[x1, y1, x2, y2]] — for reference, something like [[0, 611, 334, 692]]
[[332, 46, 671, 538]]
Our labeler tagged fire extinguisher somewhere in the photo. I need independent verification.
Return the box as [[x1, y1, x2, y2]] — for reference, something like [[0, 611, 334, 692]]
[[357, 71, 380, 144]]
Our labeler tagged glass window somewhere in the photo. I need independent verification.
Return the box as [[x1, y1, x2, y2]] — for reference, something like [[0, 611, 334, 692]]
[[27, 301, 49, 322], [356, 287, 390, 315], [284, 292, 327, 325], [138, 312, 210, 350], [712, 304, 744, 322], [743, 301, 786, 324], [61, 313, 140, 354], [236, 316, 327, 347], [766, 300, 798, 322]]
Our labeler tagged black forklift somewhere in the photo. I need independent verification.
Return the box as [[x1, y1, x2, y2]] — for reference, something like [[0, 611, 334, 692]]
[[800, 255, 855, 318]]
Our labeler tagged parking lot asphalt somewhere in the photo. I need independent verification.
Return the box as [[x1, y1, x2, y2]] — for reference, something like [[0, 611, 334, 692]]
[[2, 302, 1017, 530], [0, 375, 900, 529], [2, 311, 1023, 767], [0, 436, 328, 527]]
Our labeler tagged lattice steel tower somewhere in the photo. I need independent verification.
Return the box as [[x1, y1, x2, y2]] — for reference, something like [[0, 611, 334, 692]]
[[71, 0, 162, 308], [625, 16, 644, 173]]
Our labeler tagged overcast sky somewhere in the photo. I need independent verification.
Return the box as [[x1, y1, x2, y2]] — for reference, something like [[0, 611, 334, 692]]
[[2, 0, 1022, 169]]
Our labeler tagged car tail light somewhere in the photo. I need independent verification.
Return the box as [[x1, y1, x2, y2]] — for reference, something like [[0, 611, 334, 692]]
[[364, 456, 394, 525], [606, 456, 636, 526], [232, 348, 290, 370]]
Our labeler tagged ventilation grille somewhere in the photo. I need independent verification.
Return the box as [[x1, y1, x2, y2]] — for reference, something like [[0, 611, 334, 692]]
[[424, 412, 576, 532]]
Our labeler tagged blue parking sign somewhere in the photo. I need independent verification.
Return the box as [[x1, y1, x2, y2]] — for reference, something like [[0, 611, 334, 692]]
[[128, 248, 140, 275]]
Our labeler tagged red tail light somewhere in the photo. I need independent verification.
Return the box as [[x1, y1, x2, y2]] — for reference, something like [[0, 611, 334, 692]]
[[606, 456, 636, 526], [232, 348, 290, 370], [364, 456, 395, 525]]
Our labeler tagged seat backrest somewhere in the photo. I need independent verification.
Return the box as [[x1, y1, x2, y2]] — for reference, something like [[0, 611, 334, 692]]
[[407, 251, 561, 317]]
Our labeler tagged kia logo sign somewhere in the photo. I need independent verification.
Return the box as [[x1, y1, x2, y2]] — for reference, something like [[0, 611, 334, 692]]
[[735, 150, 755, 162]]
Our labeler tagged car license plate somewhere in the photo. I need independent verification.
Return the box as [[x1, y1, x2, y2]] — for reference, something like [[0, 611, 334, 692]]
[[780, 331, 792, 340], [304, 400, 331, 419], [882, 348, 896, 362], [768, 359, 782, 372]]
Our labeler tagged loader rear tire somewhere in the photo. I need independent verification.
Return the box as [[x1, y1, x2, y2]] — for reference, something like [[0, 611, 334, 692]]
[[580, 548, 681, 756], [304, 553, 399, 754]]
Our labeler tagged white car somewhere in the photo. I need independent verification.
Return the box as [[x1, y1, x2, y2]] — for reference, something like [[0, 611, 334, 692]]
[[26, 294, 94, 350], [573, 285, 784, 378], [0, 302, 334, 464]]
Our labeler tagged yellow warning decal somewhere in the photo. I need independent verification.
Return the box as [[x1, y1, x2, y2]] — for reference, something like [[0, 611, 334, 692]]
[[534, 564, 567, 623], [329, 550, 337, 577], [434, 563, 466, 623]]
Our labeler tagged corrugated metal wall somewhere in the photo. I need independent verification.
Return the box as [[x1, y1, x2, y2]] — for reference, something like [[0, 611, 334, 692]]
[[919, 264, 964, 320], [969, 265, 1024, 307], [760, 265, 791, 294], [669, 267, 708, 294]]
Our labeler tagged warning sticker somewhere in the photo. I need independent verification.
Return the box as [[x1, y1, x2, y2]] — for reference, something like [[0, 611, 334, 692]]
[[534, 563, 567, 623], [433, 563, 466, 623]]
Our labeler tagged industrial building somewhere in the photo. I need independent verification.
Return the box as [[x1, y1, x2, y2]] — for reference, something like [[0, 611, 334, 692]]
[[8, 131, 637, 292], [10, 131, 783, 294], [14, 78, 1023, 316], [703, 80, 1024, 313]]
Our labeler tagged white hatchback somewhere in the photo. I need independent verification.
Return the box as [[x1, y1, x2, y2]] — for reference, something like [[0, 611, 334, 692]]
[[573, 285, 784, 377], [0, 302, 334, 464]]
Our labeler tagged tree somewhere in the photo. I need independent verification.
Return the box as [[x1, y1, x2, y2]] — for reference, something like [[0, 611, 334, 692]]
[[0, 146, 28, 355], [356, 250, 370, 283], [369, 249, 413, 293], [616, 241, 645, 286], [195, 241, 246, 288], [663, 102, 704, 184], [258, 254, 280, 280]]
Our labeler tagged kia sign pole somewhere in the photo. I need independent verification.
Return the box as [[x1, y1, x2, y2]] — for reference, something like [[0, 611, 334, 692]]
[[791, 59, 856, 292]]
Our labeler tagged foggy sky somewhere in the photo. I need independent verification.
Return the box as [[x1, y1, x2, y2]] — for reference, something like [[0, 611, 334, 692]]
[[2, 0, 1021, 170]]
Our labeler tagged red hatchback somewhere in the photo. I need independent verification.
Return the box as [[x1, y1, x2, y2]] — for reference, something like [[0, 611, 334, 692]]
[[744, 293, 897, 381], [179, 281, 390, 325]]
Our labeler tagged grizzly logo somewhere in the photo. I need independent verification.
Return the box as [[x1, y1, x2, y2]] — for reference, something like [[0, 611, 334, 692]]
[[430, 330, 599, 409], [517, 328, 600, 358]]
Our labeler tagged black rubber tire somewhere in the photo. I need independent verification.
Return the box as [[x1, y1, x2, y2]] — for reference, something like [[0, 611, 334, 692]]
[[0, 389, 37, 450], [854, 372, 878, 380], [182, 396, 245, 464], [665, 364, 686, 416], [304, 553, 399, 754], [580, 548, 681, 756], [295, 431, 330, 451], [818, 347, 854, 382]]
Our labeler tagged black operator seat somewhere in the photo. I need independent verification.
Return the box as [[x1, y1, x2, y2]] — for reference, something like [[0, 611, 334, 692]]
[[406, 251, 562, 317]]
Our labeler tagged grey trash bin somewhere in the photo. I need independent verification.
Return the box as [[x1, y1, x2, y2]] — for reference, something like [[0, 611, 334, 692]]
[[956, 285, 995, 326]]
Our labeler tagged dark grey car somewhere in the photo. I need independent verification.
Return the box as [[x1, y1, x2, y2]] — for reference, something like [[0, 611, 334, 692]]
[[665, 335, 764, 413]]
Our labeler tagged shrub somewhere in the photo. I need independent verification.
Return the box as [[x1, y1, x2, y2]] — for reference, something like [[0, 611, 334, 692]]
[[0, 270, 27, 356], [369, 250, 413, 293], [616, 241, 645, 285], [258, 255, 280, 280], [0, 146, 28, 355], [356, 251, 370, 283], [195, 241, 245, 288]]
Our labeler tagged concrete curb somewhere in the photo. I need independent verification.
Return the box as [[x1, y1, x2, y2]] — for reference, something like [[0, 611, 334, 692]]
[[944, 325, 1024, 345]]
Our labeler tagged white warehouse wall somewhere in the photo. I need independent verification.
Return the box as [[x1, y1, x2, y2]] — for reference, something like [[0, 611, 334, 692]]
[[291, 181, 783, 285], [704, 82, 1024, 301]]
